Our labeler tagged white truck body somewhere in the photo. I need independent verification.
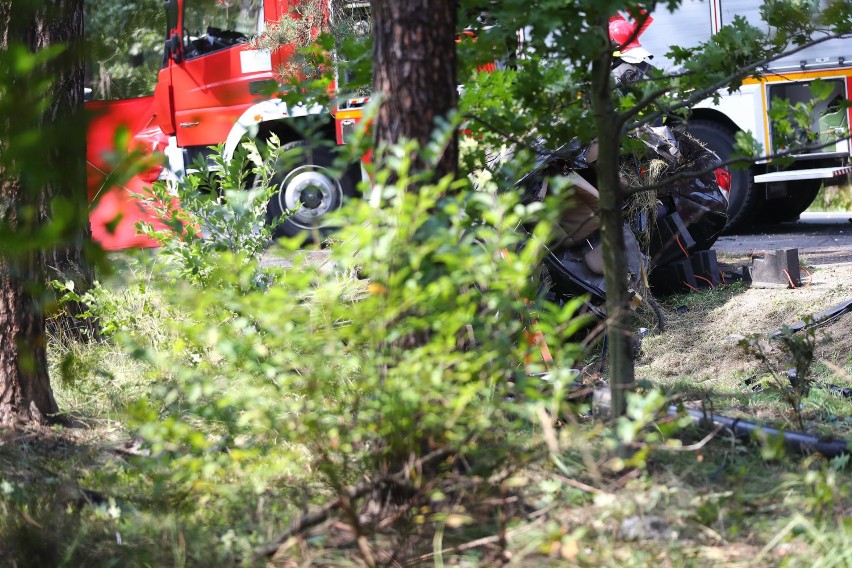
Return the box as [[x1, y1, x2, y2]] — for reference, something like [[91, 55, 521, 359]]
[[642, 0, 851, 174], [638, 0, 851, 226]]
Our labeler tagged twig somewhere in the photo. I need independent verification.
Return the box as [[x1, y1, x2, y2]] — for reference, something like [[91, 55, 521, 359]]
[[406, 517, 546, 565], [252, 448, 454, 560], [644, 423, 725, 452], [340, 491, 376, 568], [480, 495, 520, 506], [628, 31, 850, 129], [553, 473, 608, 496], [614, 468, 641, 488], [821, 359, 852, 382], [375, 491, 426, 530], [528, 501, 559, 519], [253, 497, 344, 559], [536, 405, 560, 454], [461, 113, 550, 157]]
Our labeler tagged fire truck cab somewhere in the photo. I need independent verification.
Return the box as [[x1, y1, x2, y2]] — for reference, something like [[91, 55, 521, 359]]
[[86, 0, 366, 249]]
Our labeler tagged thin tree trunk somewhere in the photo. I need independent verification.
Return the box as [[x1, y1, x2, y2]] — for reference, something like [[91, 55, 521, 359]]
[[31, 0, 93, 340], [372, 0, 458, 178], [589, 38, 634, 418]]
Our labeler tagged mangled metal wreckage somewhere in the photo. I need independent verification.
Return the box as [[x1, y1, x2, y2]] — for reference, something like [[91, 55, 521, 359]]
[[515, 123, 730, 315]]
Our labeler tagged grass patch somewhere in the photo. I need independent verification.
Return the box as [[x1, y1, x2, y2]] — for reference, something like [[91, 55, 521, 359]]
[[807, 181, 852, 213], [637, 254, 852, 441], [3, 257, 848, 566]]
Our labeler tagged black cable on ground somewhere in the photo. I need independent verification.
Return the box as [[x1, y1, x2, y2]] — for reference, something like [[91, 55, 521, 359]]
[[772, 297, 852, 337], [669, 405, 849, 459], [647, 295, 666, 333]]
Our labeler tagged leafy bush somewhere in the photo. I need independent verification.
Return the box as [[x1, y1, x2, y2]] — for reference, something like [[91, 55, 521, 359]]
[[27, 133, 850, 565], [136, 138, 290, 286], [107, 136, 594, 560], [85, 0, 165, 99]]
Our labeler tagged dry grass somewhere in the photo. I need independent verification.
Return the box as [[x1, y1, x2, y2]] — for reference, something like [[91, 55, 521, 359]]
[[637, 250, 852, 437]]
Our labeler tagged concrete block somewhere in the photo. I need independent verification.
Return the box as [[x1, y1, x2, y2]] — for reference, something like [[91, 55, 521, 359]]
[[748, 248, 801, 288]]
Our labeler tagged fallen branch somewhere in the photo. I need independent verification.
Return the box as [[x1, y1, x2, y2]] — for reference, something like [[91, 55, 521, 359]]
[[553, 473, 609, 496], [253, 448, 454, 560], [406, 516, 546, 565], [641, 423, 725, 453]]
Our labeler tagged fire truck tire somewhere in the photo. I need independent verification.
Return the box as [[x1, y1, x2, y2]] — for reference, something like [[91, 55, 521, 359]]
[[688, 120, 763, 232], [756, 179, 821, 224], [266, 141, 359, 240]]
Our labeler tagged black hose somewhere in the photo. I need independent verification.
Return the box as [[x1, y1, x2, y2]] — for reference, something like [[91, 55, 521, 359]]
[[772, 297, 852, 337], [827, 384, 852, 399], [590, 389, 849, 458], [669, 406, 849, 459]]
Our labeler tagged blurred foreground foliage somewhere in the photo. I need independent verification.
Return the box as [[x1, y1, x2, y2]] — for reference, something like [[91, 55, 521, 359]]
[[2, 138, 849, 565], [4, 0, 852, 563], [85, 0, 165, 100]]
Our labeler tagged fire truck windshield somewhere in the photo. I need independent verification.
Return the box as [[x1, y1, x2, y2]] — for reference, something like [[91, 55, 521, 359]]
[[183, 0, 263, 58]]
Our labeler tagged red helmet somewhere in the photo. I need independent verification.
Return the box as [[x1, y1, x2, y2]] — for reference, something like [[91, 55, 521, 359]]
[[609, 15, 642, 51], [609, 12, 654, 62]]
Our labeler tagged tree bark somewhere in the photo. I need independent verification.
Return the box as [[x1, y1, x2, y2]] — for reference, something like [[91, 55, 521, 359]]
[[0, 251, 59, 426], [589, 23, 634, 418], [372, 0, 458, 179], [0, 0, 87, 426], [31, 0, 92, 339]]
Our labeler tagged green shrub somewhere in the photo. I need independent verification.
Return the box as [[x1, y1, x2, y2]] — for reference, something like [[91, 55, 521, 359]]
[[136, 138, 292, 287], [31, 131, 850, 566], [103, 137, 592, 559]]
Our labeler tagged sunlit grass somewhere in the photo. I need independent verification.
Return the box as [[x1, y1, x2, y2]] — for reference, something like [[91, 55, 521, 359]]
[[808, 180, 852, 212]]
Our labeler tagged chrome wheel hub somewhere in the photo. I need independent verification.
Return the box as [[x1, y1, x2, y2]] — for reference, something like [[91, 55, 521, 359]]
[[278, 165, 343, 229]]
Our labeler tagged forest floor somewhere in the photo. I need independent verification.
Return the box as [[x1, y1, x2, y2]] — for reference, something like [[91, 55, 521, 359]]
[[1, 243, 851, 566], [636, 246, 852, 441]]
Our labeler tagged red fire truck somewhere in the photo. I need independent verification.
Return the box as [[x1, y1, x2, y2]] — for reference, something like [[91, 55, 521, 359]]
[[86, 0, 366, 249]]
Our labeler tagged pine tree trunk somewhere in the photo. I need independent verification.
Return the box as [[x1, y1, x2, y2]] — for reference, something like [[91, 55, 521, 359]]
[[371, 0, 458, 178], [0, 250, 59, 425], [0, 0, 87, 426], [32, 0, 93, 340], [589, 45, 634, 418]]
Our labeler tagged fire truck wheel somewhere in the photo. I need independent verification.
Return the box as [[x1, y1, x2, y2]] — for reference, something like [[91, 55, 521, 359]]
[[266, 141, 359, 240], [688, 120, 763, 233], [756, 179, 821, 224]]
